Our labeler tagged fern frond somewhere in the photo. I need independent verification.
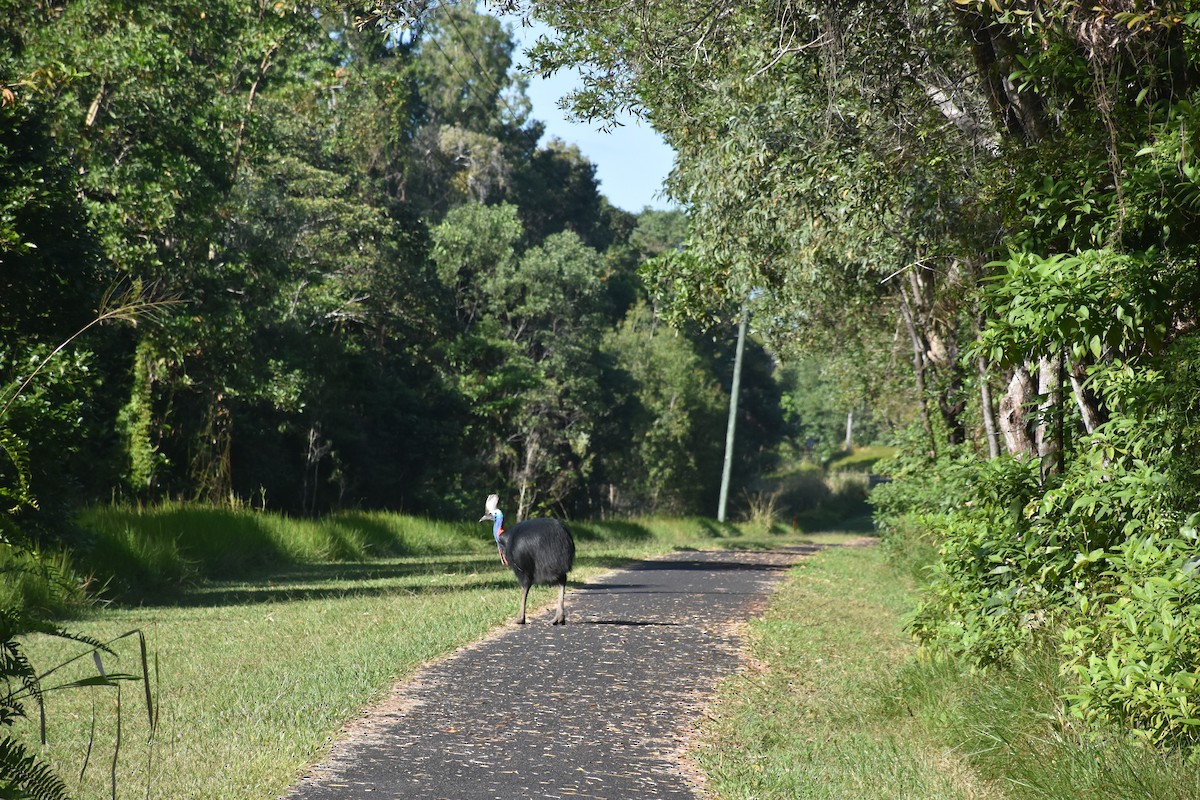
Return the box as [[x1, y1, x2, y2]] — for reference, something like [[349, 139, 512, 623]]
[[0, 736, 69, 800], [0, 427, 35, 515]]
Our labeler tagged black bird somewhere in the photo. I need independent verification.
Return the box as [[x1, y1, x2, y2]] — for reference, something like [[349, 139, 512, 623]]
[[480, 494, 575, 625]]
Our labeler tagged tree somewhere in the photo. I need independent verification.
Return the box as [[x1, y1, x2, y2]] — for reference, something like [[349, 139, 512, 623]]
[[405, 5, 536, 218], [433, 202, 616, 517], [515, 1, 1002, 459], [602, 302, 724, 514]]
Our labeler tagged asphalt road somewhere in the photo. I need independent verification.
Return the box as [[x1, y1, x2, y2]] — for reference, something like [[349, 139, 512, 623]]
[[285, 546, 817, 800]]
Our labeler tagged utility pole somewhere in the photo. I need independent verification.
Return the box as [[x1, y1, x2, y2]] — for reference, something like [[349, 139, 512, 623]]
[[718, 302, 748, 523]]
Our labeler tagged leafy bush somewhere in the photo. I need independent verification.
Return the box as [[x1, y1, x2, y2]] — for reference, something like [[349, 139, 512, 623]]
[[896, 455, 1063, 665], [1062, 513, 1200, 748], [869, 438, 983, 525]]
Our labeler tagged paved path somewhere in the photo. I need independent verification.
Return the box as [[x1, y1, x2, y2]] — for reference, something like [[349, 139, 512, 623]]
[[286, 546, 817, 800]]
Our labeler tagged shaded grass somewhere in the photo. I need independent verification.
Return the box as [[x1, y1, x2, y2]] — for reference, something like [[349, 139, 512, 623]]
[[72, 505, 502, 601], [895, 651, 1200, 800], [826, 445, 898, 473], [72, 506, 834, 604], [755, 465, 876, 534], [13, 512, 854, 800]]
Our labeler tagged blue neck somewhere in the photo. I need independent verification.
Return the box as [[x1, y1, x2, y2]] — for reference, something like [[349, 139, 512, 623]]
[[492, 510, 504, 542]]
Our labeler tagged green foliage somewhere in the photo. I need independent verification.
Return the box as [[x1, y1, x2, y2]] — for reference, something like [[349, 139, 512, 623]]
[[602, 302, 725, 514], [1062, 514, 1200, 748], [0, 736, 69, 800], [977, 249, 1175, 369], [0, 0, 799, 529], [0, 545, 87, 621], [874, 450, 1055, 664], [876, 333, 1200, 749]]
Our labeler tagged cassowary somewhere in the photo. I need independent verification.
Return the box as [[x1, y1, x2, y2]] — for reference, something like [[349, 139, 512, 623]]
[[479, 494, 575, 625]]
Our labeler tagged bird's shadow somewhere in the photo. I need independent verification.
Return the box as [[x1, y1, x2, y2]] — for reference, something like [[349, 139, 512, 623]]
[[574, 619, 678, 627]]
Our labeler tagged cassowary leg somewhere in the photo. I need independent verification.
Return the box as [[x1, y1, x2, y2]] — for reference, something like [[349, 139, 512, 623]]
[[515, 584, 530, 625], [551, 582, 566, 625]]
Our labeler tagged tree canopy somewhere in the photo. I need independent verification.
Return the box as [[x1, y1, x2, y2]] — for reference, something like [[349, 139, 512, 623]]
[[1, 1, 800, 530]]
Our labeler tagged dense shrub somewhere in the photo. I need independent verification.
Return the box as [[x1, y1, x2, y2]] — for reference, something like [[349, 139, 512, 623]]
[[1062, 513, 1200, 747], [876, 338, 1200, 750]]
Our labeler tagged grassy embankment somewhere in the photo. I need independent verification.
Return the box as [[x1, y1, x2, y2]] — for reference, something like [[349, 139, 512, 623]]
[[14, 504, 853, 800], [696, 534, 1200, 800]]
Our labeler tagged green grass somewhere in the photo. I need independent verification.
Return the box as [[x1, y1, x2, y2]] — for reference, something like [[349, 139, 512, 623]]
[[896, 650, 1200, 800], [13, 508, 855, 800], [755, 465, 876, 534], [694, 543, 1002, 799], [826, 445, 898, 473], [72, 505, 487, 600], [696, 542, 1200, 800]]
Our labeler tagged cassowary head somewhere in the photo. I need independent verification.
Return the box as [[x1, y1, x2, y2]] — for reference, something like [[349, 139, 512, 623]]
[[480, 494, 504, 541], [479, 493, 501, 523]]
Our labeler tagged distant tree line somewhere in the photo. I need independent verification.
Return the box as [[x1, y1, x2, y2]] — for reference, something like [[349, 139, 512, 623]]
[[0, 2, 794, 534]]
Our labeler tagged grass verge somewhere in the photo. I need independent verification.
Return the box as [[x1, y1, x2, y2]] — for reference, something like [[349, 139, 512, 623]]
[[14, 511, 854, 800], [696, 541, 1200, 800], [895, 649, 1200, 799], [694, 542, 1003, 800]]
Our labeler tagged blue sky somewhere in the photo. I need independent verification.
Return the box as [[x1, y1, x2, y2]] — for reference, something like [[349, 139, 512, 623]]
[[506, 22, 676, 214]]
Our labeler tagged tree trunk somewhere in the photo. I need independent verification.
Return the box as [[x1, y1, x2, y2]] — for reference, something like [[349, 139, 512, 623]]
[[516, 430, 541, 521], [1036, 353, 1065, 481], [977, 356, 1001, 458], [1068, 358, 1107, 434], [898, 290, 937, 459], [936, 358, 968, 446], [998, 364, 1036, 458], [953, 6, 1046, 143], [902, 264, 968, 449]]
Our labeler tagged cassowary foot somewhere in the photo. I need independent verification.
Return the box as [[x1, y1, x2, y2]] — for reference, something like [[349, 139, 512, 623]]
[[551, 614, 566, 625]]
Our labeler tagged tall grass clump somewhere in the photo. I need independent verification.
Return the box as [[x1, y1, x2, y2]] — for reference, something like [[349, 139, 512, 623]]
[[892, 648, 1200, 800], [753, 462, 876, 533], [73, 505, 841, 605]]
